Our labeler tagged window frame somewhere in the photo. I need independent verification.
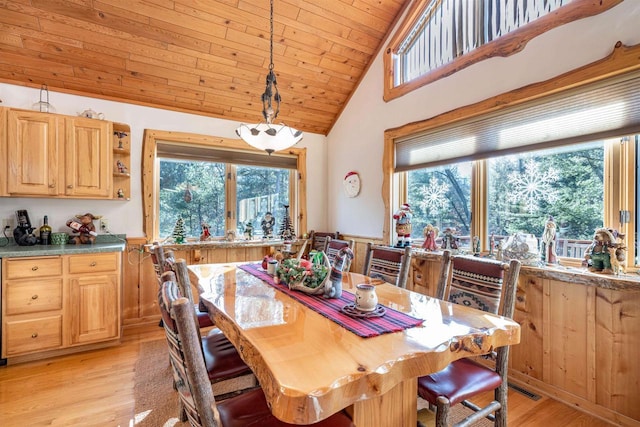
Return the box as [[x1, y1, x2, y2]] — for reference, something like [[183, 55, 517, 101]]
[[383, 0, 622, 102], [142, 129, 307, 242], [383, 42, 640, 268]]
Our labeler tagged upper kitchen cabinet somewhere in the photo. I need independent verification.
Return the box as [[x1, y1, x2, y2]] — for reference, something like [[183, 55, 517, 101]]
[[6, 109, 62, 197], [2, 108, 122, 200], [64, 117, 111, 198]]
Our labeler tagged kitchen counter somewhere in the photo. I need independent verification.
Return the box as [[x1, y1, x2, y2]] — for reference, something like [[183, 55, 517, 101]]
[[0, 234, 126, 258]]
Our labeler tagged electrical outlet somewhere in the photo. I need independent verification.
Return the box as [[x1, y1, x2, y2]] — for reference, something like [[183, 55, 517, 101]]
[[100, 218, 109, 233], [2, 218, 14, 230]]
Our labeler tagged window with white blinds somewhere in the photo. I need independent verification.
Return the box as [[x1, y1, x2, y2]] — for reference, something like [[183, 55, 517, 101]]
[[395, 70, 640, 171]]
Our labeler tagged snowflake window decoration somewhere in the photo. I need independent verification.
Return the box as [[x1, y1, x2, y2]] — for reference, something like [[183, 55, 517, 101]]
[[418, 177, 450, 213], [506, 159, 559, 213]]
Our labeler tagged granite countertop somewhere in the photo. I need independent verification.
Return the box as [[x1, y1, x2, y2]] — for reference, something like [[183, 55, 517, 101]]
[[413, 249, 640, 292], [0, 234, 126, 258]]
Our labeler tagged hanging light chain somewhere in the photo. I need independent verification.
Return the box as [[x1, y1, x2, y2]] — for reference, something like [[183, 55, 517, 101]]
[[262, 0, 280, 124]]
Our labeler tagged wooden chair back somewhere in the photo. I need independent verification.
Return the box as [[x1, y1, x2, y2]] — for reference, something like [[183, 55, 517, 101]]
[[325, 238, 355, 271], [309, 230, 338, 252], [362, 243, 412, 288], [159, 280, 222, 426]]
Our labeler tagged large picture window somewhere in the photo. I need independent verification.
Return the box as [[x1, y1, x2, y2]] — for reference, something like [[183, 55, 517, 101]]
[[142, 130, 306, 242]]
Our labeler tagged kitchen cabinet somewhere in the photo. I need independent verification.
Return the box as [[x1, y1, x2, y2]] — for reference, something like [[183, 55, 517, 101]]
[[1, 252, 122, 360], [2, 108, 123, 199]]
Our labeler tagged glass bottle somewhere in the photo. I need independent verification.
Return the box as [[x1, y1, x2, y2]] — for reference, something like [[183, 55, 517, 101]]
[[39, 215, 52, 245]]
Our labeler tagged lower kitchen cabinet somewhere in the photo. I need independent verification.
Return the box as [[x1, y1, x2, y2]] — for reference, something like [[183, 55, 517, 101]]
[[1, 252, 122, 360]]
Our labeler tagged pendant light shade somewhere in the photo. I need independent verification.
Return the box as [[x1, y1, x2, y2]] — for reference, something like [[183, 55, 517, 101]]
[[235, 0, 303, 155]]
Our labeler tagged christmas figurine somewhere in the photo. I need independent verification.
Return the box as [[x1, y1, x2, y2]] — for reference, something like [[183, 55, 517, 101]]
[[262, 212, 275, 238], [279, 204, 295, 240], [542, 215, 558, 265], [441, 227, 459, 252], [172, 217, 186, 244], [393, 203, 413, 247], [244, 221, 253, 240], [200, 221, 211, 241], [422, 224, 438, 251]]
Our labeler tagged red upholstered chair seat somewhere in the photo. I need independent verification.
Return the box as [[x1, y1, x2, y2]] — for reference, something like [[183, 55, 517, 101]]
[[217, 387, 354, 427], [202, 329, 251, 382], [196, 305, 214, 328], [417, 358, 502, 406]]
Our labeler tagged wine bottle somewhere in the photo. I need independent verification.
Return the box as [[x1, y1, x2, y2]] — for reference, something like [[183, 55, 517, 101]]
[[66, 220, 98, 236], [39, 215, 52, 245]]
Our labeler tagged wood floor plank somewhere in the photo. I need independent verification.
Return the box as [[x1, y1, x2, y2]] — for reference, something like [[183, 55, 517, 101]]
[[0, 323, 615, 427]]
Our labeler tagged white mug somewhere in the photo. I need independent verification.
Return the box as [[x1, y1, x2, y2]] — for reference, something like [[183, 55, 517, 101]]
[[267, 260, 278, 275], [355, 284, 378, 312]]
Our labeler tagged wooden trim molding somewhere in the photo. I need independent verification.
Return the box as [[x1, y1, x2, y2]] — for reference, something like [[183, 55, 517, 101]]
[[382, 41, 640, 250], [141, 129, 307, 242], [383, 0, 623, 102]]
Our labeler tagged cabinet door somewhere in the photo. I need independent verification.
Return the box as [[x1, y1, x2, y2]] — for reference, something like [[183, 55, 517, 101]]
[[7, 110, 61, 195], [65, 117, 112, 197], [68, 273, 120, 345]]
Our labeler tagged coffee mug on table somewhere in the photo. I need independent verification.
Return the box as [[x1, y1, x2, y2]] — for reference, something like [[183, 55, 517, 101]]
[[355, 284, 378, 312]]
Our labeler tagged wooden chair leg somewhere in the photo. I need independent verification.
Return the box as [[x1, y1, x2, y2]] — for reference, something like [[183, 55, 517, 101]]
[[495, 382, 508, 427], [178, 398, 188, 422], [435, 396, 451, 427]]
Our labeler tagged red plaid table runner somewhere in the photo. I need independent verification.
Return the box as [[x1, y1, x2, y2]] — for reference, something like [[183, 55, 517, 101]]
[[238, 263, 424, 338]]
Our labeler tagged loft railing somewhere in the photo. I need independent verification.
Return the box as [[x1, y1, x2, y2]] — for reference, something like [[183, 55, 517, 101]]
[[395, 0, 571, 86]]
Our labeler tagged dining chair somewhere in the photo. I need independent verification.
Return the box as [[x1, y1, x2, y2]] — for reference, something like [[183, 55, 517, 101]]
[[362, 243, 412, 288], [325, 238, 355, 271], [417, 252, 522, 427], [151, 244, 214, 329], [160, 279, 355, 427], [158, 270, 257, 405], [309, 230, 338, 252]]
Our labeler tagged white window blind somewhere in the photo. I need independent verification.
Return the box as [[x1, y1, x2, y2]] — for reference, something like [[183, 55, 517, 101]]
[[157, 141, 298, 170], [395, 70, 640, 172]]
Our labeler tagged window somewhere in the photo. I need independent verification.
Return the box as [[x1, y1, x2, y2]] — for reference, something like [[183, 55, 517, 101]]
[[383, 0, 618, 101], [487, 141, 605, 256], [407, 163, 473, 249], [383, 52, 640, 267], [142, 130, 307, 242]]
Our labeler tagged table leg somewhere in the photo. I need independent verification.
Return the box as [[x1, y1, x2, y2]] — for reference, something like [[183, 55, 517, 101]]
[[351, 379, 417, 427]]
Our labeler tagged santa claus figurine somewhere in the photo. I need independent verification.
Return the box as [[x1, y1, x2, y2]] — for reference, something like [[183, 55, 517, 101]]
[[393, 203, 413, 248]]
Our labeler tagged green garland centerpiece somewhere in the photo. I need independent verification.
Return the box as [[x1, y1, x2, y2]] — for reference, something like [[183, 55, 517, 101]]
[[276, 251, 329, 293]]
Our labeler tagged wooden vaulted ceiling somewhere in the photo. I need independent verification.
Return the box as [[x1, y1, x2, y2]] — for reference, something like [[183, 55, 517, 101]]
[[0, 0, 407, 135]]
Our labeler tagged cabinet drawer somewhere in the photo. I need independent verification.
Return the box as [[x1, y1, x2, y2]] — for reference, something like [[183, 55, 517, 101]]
[[4, 315, 63, 356], [5, 279, 63, 315], [5, 257, 63, 279], [68, 252, 119, 274]]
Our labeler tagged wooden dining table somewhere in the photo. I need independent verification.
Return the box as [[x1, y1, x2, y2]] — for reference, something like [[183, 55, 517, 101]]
[[189, 262, 520, 427]]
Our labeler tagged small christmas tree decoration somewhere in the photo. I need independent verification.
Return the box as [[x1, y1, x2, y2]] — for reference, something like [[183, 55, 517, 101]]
[[172, 217, 186, 244], [279, 204, 295, 240]]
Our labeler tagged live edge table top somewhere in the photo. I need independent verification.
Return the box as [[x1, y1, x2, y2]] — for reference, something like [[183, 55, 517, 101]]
[[190, 262, 520, 427]]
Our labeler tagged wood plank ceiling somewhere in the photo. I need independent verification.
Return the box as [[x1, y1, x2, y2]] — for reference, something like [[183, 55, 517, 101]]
[[0, 0, 407, 135]]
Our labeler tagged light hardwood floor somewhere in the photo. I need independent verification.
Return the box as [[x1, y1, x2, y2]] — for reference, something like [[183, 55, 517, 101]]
[[0, 323, 612, 427]]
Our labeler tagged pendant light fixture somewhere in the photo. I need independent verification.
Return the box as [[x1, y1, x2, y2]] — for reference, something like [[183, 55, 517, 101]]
[[235, 0, 303, 155]]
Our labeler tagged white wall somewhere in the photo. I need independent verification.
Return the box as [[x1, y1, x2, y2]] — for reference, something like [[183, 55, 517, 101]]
[[327, 1, 640, 239], [0, 84, 328, 238]]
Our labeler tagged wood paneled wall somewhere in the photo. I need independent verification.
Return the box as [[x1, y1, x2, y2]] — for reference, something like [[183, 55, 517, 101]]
[[411, 252, 640, 427]]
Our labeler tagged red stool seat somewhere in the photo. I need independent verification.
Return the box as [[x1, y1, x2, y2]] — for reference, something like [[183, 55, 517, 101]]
[[217, 387, 354, 427], [417, 358, 502, 406]]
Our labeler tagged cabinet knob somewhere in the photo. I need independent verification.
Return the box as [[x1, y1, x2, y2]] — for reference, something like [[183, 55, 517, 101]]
[[32, 294, 38, 300], [49, 183, 55, 188], [31, 332, 38, 339], [90, 261, 97, 267], [67, 185, 73, 189], [31, 266, 39, 271]]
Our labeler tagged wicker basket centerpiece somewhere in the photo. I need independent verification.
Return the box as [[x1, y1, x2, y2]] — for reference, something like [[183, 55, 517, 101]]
[[276, 251, 330, 295]]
